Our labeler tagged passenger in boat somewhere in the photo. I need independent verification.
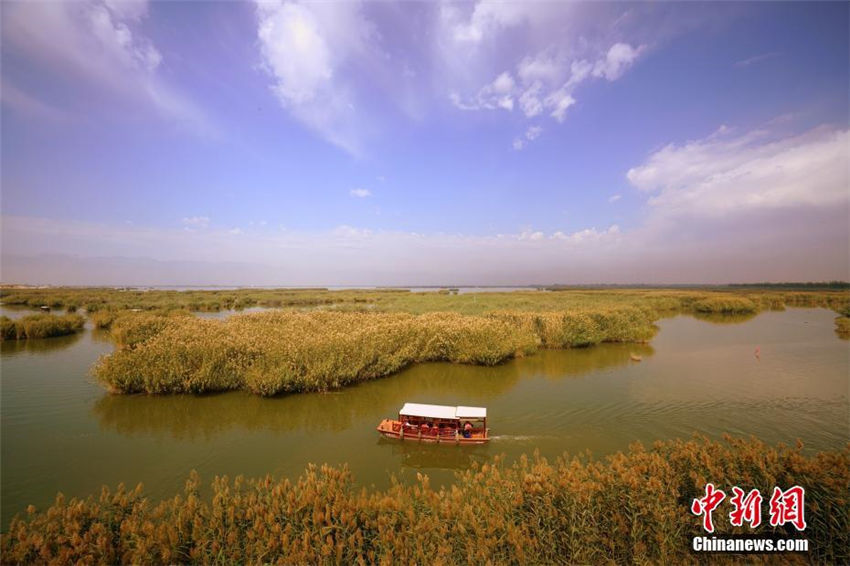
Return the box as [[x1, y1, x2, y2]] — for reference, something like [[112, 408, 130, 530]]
[[463, 421, 472, 438], [420, 422, 430, 434]]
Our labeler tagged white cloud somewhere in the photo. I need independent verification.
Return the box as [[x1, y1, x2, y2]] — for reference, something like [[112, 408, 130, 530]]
[[450, 39, 642, 125], [513, 125, 543, 150], [450, 71, 516, 112], [551, 225, 620, 243], [518, 52, 564, 85], [181, 216, 210, 229], [519, 230, 545, 241], [254, 0, 380, 155], [102, 0, 149, 21], [519, 82, 544, 117], [1, 1, 214, 136], [86, 3, 161, 72], [592, 43, 641, 80], [608, 194, 622, 203], [350, 188, 372, 198], [734, 52, 780, 68], [256, 2, 332, 106], [228, 228, 243, 235], [627, 125, 849, 217], [566, 59, 593, 88], [544, 87, 576, 122], [3, 198, 847, 285], [448, 1, 532, 43]]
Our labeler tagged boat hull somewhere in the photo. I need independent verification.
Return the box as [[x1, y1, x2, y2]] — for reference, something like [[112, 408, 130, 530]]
[[376, 419, 489, 444]]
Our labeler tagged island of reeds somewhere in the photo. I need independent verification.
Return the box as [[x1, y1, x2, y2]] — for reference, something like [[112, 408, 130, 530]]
[[2, 286, 848, 395], [1, 436, 847, 565], [0, 313, 85, 341]]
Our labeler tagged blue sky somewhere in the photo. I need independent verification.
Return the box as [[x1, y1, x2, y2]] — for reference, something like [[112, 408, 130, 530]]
[[1, 1, 848, 285]]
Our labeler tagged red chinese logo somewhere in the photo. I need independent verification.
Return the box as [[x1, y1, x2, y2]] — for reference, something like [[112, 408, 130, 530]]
[[692, 484, 806, 533], [729, 487, 763, 528], [769, 486, 807, 531], [691, 483, 726, 533]]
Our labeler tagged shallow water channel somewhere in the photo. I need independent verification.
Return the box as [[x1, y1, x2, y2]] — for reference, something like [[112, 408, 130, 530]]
[[1, 307, 848, 528]]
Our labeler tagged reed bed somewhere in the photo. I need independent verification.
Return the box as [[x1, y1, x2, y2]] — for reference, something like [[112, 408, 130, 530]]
[[0, 314, 85, 340], [94, 307, 656, 396], [1, 436, 846, 565], [692, 297, 758, 314], [83, 286, 850, 396], [3, 286, 848, 317]]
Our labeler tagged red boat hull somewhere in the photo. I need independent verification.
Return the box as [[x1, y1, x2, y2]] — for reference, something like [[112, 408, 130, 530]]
[[376, 419, 489, 444]]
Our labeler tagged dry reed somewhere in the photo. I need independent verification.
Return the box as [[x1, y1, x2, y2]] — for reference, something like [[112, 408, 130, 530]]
[[1, 436, 846, 565]]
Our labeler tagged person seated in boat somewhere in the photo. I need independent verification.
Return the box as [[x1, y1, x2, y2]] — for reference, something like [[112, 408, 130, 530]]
[[420, 422, 430, 434], [463, 421, 472, 438]]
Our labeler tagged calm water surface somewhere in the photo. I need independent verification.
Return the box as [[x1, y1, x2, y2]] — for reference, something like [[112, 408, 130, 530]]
[[1, 308, 848, 528]]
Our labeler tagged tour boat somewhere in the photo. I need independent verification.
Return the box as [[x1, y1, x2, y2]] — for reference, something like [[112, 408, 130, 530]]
[[376, 403, 489, 444]]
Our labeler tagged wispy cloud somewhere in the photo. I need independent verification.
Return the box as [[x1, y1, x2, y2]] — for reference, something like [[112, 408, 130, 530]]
[[350, 188, 372, 198], [254, 0, 381, 156], [627, 125, 848, 217], [734, 51, 781, 68], [450, 44, 641, 122], [181, 216, 210, 229], [249, 2, 653, 154], [0, 81, 72, 122], [512, 125, 543, 150], [2, 0, 216, 137], [6, 114, 848, 290], [608, 194, 622, 203]]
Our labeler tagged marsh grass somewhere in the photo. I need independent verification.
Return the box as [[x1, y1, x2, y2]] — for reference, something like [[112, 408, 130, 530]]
[[693, 297, 758, 314], [80, 286, 850, 396], [3, 286, 848, 317], [93, 308, 657, 396], [0, 313, 85, 340], [6, 287, 848, 394], [1, 436, 846, 565]]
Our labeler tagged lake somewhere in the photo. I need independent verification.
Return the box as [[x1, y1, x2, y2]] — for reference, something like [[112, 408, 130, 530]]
[[1, 307, 847, 529]]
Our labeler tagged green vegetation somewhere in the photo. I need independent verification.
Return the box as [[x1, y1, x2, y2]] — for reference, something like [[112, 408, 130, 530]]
[[0, 314, 85, 340], [693, 296, 758, 314], [94, 308, 655, 395], [1, 436, 846, 564], [729, 281, 850, 289], [2, 285, 848, 317], [4, 286, 848, 395]]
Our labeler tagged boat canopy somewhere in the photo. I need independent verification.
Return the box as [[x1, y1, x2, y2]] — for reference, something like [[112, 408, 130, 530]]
[[456, 406, 487, 419], [399, 403, 487, 420]]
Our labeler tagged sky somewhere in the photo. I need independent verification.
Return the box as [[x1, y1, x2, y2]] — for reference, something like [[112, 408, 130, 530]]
[[1, 0, 848, 286]]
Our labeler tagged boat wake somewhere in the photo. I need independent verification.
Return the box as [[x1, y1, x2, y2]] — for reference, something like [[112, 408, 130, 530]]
[[489, 435, 555, 441]]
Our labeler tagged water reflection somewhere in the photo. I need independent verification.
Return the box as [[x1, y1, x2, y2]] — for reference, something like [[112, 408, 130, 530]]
[[522, 343, 654, 379], [377, 437, 490, 471], [93, 343, 652, 440], [89, 328, 115, 345], [3, 308, 848, 532], [93, 391, 377, 439], [0, 304, 44, 320], [692, 312, 759, 325], [0, 332, 84, 356]]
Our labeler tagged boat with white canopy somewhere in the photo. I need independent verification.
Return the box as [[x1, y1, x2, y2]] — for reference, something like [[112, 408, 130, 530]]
[[376, 402, 489, 444]]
